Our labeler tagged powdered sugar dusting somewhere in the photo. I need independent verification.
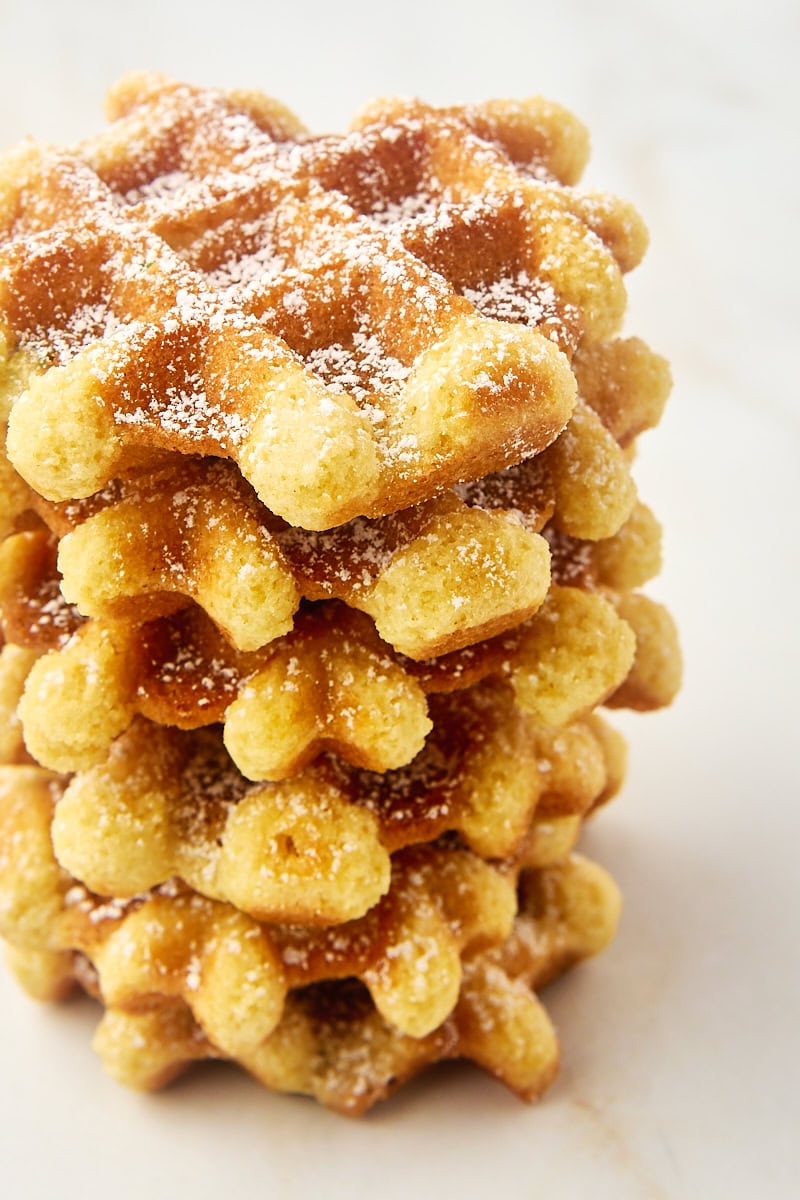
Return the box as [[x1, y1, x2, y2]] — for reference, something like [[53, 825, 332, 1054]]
[[0, 77, 607, 514], [463, 272, 572, 332], [306, 333, 411, 401]]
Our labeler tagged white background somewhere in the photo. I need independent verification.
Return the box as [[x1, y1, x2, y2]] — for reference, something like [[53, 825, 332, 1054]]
[[1, 1, 798, 1196]]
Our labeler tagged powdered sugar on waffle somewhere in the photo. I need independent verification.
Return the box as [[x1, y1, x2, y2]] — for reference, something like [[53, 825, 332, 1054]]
[[306, 333, 411, 402], [1, 81, 587, 459]]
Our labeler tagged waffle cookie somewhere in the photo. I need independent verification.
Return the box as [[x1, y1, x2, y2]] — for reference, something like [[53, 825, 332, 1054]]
[[0, 759, 619, 1111], [0, 76, 680, 1114], [2, 501, 677, 780]]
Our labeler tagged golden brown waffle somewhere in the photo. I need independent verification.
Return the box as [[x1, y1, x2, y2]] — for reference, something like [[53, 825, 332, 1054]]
[[56, 852, 513, 1049], [17, 598, 433, 777], [0, 292, 663, 670], [0, 75, 653, 529], [44, 410, 631, 666], [0, 766, 518, 1042], [0, 756, 620, 1113], [90, 853, 621, 1114], [0, 321, 667, 573], [16, 581, 637, 780], [48, 693, 624, 926], [25, 388, 640, 662], [46, 456, 554, 658], [46, 684, 533, 918], [2, 488, 658, 780], [1, 678, 623, 926], [0, 755, 586, 990]]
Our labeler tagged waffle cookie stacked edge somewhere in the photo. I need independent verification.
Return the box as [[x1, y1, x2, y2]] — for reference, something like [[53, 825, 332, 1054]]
[[0, 75, 680, 1115]]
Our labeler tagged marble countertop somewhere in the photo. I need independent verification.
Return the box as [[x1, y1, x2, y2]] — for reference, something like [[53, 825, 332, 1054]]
[[1, 1, 797, 1196]]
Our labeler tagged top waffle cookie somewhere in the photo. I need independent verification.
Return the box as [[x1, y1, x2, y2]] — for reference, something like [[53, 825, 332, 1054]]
[[0, 75, 647, 529]]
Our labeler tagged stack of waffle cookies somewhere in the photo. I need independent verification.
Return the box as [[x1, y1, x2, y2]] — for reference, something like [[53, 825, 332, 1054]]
[[0, 76, 680, 1114]]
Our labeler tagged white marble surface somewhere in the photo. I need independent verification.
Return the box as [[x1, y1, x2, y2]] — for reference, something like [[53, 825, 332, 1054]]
[[1, 1, 798, 1197]]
